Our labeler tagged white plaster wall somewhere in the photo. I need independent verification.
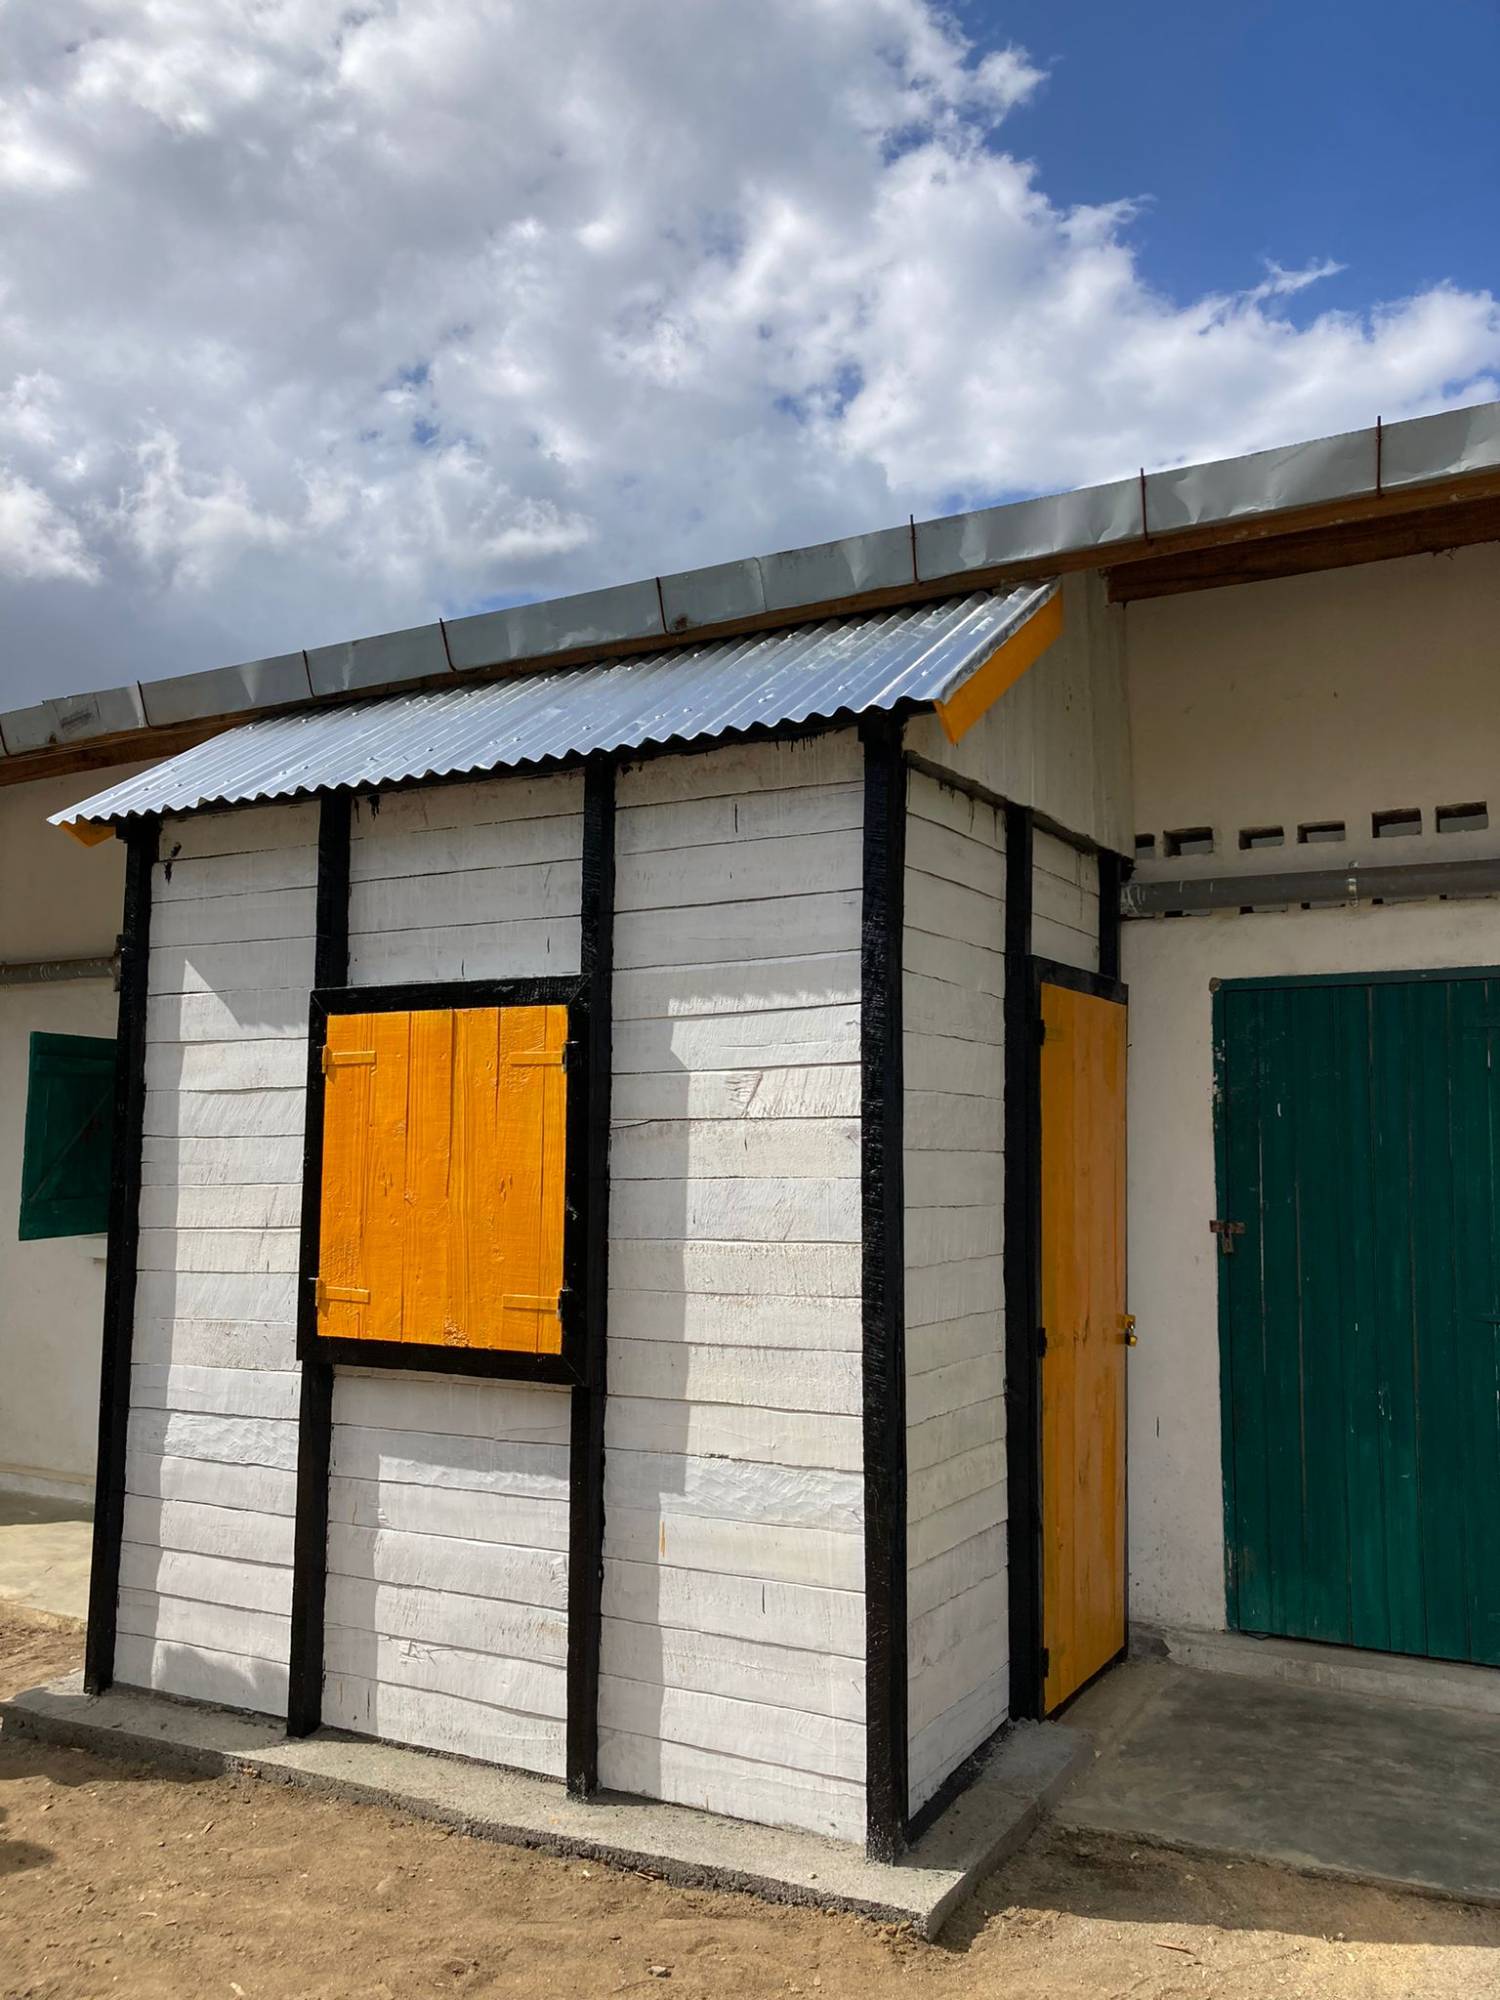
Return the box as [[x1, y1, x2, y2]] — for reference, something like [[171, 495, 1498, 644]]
[[1123, 539, 1500, 1632], [1127, 541, 1500, 875], [1, 769, 142, 964], [0, 769, 146, 1497], [0, 980, 116, 1497], [1124, 897, 1500, 1634]]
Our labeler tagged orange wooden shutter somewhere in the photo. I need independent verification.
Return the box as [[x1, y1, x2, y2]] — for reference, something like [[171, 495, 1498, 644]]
[[316, 1003, 568, 1353]]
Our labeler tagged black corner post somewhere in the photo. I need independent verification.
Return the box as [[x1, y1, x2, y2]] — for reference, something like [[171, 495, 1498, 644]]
[[566, 753, 616, 1797], [1002, 804, 1046, 1722], [860, 712, 909, 1861], [287, 793, 351, 1738], [84, 816, 160, 1695], [1097, 849, 1124, 984]]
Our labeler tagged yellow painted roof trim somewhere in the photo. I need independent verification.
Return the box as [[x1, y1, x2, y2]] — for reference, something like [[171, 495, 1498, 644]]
[[58, 816, 116, 848], [933, 586, 1064, 745]]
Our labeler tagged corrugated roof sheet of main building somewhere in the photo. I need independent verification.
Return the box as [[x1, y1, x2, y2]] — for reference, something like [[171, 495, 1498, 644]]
[[53, 583, 1053, 833]]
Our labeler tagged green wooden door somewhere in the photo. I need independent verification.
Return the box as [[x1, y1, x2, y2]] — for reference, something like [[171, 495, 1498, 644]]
[[1216, 970, 1500, 1666]]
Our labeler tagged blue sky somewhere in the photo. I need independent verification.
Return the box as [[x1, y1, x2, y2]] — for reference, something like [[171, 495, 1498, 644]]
[[959, 0, 1498, 323], [0, 1, 1496, 705]]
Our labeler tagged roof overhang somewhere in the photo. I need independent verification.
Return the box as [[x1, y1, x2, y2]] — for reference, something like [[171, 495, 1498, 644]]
[[53, 584, 1061, 838]]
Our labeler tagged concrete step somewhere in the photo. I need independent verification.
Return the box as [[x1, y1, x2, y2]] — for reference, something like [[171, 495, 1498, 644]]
[[1135, 1622, 1500, 1719]]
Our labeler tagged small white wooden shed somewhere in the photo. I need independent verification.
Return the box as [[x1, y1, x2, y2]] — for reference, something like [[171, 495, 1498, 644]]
[[55, 572, 1129, 1859]]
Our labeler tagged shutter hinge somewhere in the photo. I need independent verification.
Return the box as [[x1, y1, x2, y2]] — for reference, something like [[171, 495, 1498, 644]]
[[1210, 1220, 1246, 1256], [502, 1292, 563, 1314], [314, 1278, 370, 1310], [322, 1047, 375, 1076]]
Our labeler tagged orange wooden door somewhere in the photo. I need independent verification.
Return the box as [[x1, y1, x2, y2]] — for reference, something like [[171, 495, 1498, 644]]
[[1039, 980, 1127, 1712], [317, 1003, 569, 1353]]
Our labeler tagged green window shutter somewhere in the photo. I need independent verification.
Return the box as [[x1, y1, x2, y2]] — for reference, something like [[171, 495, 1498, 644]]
[[18, 1032, 117, 1241]]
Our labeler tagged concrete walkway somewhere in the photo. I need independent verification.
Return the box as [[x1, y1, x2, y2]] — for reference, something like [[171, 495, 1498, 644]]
[[0, 1492, 92, 1621], [1059, 1656, 1500, 1906]]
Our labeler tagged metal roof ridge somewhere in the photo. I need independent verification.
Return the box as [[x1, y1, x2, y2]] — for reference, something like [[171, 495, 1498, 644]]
[[6, 398, 1500, 766]]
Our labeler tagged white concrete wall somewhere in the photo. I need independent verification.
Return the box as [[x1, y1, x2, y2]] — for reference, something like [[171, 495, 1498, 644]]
[[0, 980, 116, 1498], [1123, 540, 1500, 1635], [119, 800, 318, 1712], [0, 769, 145, 1498], [600, 734, 866, 1843], [905, 571, 1132, 854], [1127, 541, 1500, 877], [327, 772, 583, 1773], [902, 769, 1007, 1812]]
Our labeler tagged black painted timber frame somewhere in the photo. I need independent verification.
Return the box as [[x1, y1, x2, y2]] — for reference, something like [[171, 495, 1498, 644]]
[[295, 974, 591, 1384], [288, 772, 616, 1743], [566, 753, 615, 1797], [860, 712, 908, 1862], [83, 815, 160, 1695], [287, 794, 350, 1736]]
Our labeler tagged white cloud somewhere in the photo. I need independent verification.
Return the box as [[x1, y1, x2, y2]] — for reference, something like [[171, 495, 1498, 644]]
[[0, 0, 1495, 704], [0, 467, 98, 583]]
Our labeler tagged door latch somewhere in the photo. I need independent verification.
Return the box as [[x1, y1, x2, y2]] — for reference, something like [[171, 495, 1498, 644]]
[[1210, 1220, 1246, 1256]]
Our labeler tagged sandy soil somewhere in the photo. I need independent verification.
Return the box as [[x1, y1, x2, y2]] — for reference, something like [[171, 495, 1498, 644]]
[[2, 1603, 1497, 2000]]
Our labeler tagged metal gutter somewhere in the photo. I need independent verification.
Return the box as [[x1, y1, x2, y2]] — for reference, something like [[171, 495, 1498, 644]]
[[0, 954, 119, 987], [1123, 855, 1500, 916], [4, 398, 1498, 775]]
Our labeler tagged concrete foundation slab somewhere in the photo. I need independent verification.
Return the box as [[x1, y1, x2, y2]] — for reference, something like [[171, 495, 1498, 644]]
[[1059, 1659, 1500, 1907], [0, 1493, 92, 1621], [0, 1674, 1088, 1938]]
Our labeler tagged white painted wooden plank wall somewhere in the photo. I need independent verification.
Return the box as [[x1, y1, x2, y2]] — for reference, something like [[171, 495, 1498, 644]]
[[119, 802, 318, 1713], [1032, 830, 1100, 974], [323, 775, 584, 1773], [324, 1373, 570, 1775], [600, 734, 867, 1844], [348, 772, 583, 983], [902, 771, 1008, 1813]]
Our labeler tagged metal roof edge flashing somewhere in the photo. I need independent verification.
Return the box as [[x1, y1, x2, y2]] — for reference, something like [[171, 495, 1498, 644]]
[[13, 398, 1500, 777]]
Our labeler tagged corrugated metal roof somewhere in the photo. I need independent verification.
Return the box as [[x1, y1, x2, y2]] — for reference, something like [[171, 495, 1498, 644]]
[[53, 584, 1055, 831]]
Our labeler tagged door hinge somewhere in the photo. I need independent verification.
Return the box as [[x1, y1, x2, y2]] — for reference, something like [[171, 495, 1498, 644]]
[[1039, 1646, 1050, 1681], [1037, 1325, 1048, 1357], [1210, 1220, 1246, 1256], [1036, 1019, 1047, 1046]]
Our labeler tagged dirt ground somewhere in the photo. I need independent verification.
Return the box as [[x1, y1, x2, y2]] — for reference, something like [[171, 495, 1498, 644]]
[[2, 1605, 1497, 2000]]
